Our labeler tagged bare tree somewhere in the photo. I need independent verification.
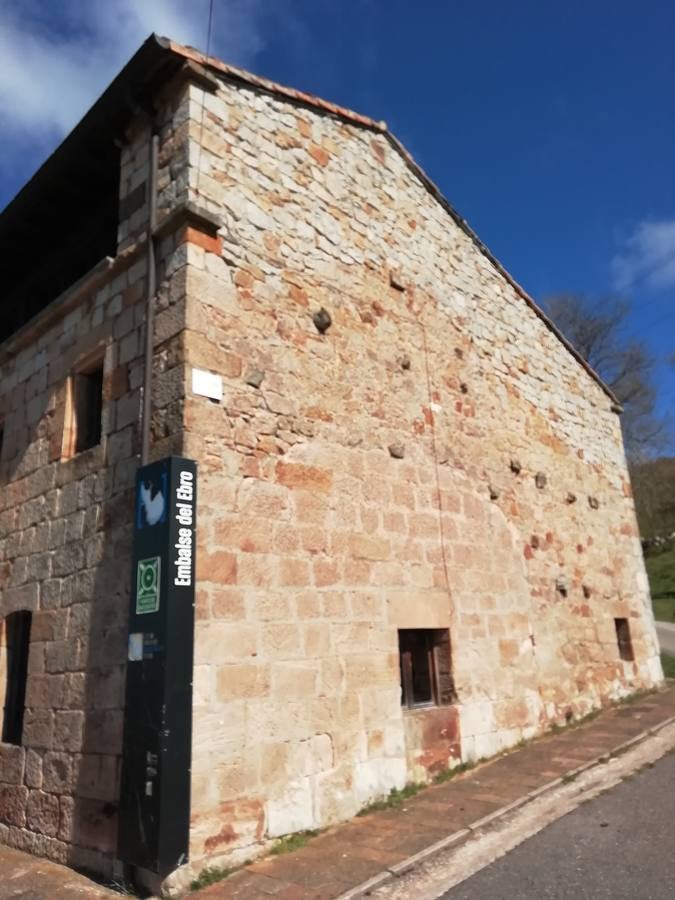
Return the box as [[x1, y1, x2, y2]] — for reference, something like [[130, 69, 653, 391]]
[[543, 294, 668, 459], [630, 457, 675, 539]]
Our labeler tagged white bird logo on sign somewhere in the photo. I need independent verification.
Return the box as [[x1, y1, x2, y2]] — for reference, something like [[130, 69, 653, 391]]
[[140, 482, 165, 526]]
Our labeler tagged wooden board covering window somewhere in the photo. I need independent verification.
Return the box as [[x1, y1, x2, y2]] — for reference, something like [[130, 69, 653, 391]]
[[432, 629, 456, 705], [61, 359, 104, 460]]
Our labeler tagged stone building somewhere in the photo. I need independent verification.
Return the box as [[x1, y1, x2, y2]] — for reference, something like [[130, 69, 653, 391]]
[[0, 34, 663, 891]]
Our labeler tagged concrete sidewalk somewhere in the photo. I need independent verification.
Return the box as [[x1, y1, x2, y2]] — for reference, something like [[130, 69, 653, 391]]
[[0, 842, 118, 899], [194, 684, 675, 900]]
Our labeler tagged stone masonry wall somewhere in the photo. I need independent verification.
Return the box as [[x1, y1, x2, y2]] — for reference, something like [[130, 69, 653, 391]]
[[0, 60, 664, 887], [176, 75, 662, 871], [0, 80, 194, 875]]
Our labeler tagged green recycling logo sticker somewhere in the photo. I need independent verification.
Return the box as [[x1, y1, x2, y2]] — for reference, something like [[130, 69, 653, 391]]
[[136, 556, 161, 614]]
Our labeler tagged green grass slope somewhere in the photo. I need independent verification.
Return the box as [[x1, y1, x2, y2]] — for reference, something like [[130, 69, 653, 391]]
[[646, 548, 675, 621]]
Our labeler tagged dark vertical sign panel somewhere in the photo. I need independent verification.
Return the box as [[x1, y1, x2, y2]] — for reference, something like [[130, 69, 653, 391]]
[[117, 456, 197, 875]]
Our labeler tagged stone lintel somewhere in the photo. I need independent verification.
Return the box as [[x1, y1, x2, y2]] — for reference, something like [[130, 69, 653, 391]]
[[386, 591, 452, 629]]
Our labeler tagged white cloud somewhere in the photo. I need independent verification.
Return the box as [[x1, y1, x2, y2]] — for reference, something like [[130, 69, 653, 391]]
[[0, 0, 267, 141], [612, 219, 675, 292]]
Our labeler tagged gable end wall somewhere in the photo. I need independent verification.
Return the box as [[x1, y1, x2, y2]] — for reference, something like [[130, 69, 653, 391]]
[[176, 78, 662, 873]]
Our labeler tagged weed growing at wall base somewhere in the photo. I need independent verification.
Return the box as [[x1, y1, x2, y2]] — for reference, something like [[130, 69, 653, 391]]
[[190, 866, 235, 891], [356, 783, 424, 816], [270, 830, 320, 855]]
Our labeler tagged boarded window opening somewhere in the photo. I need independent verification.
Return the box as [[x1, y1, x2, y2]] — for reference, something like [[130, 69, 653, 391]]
[[1, 611, 32, 745], [63, 359, 104, 459], [399, 628, 456, 709], [614, 618, 634, 662]]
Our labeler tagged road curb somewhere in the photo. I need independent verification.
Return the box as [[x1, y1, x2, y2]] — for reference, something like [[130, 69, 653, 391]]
[[386, 829, 471, 877], [335, 872, 394, 900], [335, 712, 675, 899]]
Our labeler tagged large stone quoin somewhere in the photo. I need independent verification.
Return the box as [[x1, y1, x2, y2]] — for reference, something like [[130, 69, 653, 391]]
[[0, 34, 662, 891]]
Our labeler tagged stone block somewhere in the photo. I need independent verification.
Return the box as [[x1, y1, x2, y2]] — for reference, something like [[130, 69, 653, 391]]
[[191, 798, 265, 859], [26, 790, 60, 837], [0, 745, 25, 785], [192, 708, 247, 760], [25, 675, 65, 710], [54, 711, 84, 753], [195, 623, 258, 664], [59, 796, 117, 853], [266, 777, 314, 838], [23, 710, 55, 750], [271, 663, 319, 700], [24, 750, 43, 789], [0, 785, 28, 827], [215, 663, 271, 701], [352, 757, 407, 805], [81, 710, 123, 755], [42, 753, 74, 794], [386, 590, 451, 628], [30, 610, 67, 643], [275, 461, 332, 493], [277, 558, 311, 587], [73, 754, 119, 803], [197, 550, 237, 585]]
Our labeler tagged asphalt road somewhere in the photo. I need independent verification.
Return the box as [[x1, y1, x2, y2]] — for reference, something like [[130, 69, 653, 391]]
[[441, 752, 675, 900], [656, 620, 675, 655]]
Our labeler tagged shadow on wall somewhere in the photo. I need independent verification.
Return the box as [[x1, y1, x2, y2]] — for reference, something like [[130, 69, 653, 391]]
[[65, 453, 133, 873], [0, 335, 157, 874]]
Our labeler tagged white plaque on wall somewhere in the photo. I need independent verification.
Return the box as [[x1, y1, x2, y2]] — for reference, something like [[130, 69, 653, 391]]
[[191, 368, 223, 401]]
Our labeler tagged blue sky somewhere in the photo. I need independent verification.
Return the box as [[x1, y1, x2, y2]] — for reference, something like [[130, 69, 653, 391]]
[[1, 0, 673, 432]]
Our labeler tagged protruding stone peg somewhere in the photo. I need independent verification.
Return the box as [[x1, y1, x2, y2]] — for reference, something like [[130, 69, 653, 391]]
[[313, 307, 332, 334], [389, 271, 405, 291], [245, 369, 264, 389]]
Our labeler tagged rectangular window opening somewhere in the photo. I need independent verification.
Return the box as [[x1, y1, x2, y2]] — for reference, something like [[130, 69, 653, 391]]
[[399, 628, 456, 709], [614, 617, 634, 662], [63, 359, 104, 459], [1, 611, 32, 746], [74, 365, 103, 454]]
